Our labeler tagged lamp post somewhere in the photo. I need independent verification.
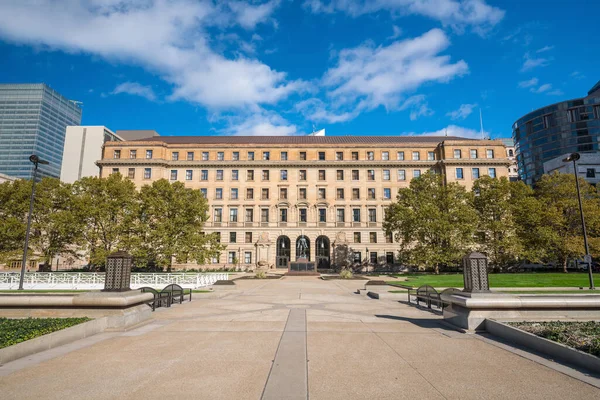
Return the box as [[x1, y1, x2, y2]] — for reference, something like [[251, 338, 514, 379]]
[[365, 247, 369, 275], [238, 247, 241, 269], [563, 152, 595, 289], [18, 155, 49, 290]]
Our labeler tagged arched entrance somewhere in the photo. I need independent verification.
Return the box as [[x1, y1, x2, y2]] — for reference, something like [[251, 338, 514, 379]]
[[276, 236, 291, 268], [296, 235, 310, 261], [316, 236, 330, 269]]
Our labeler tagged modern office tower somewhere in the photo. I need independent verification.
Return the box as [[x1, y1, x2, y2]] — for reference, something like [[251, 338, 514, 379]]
[[512, 80, 600, 185], [98, 135, 510, 269], [60, 126, 123, 183], [0, 83, 82, 179]]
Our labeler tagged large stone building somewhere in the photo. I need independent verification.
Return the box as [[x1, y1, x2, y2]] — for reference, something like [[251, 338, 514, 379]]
[[98, 135, 509, 270]]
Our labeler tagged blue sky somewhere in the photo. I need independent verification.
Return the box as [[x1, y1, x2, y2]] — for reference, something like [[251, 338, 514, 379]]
[[0, 0, 598, 139]]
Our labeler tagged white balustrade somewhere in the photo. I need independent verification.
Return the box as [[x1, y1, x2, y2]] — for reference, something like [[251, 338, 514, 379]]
[[0, 272, 228, 290]]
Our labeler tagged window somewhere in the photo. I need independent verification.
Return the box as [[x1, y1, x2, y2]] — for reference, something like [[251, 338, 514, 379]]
[[319, 170, 326, 180], [382, 151, 389, 161], [367, 151, 374, 160], [281, 151, 288, 161], [456, 168, 464, 179], [247, 151, 254, 161], [299, 151, 306, 160], [383, 188, 391, 199], [318, 188, 326, 199], [370, 232, 377, 243], [508, 149, 514, 157], [247, 170, 254, 180], [215, 188, 223, 199], [280, 188, 288, 200], [231, 188, 238, 200], [594, 105, 600, 119], [232, 151, 239, 161], [398, 169, 406, 181], [187, 151, 194, 161], [202, 152, 209, 161], [472, 168, 480, 179], [383, 169, 390, 181], [244, 252, 252, 264], [368, 208, 376, 222], [230, 209, 238, 223], [336, 188, 344, 200], [352, 151, 358, 160], [470, 149, 477, 159], [453, 149, 461, 159], [144, 168, 151, 179], [200, 188, 207, 198], [488, 168, 496, 178], [171, 151, 179, 161], [246, 188, 254, 200], [280, 170, 288, 180], [186, 170, 193, 180], [486, 149, 494, 159], [216, 170, 223, 180], [228, 252, 236, 263], [352, 170, 359, 180], [353, 208, 361, 222], [215, 232, 221, 243], [354, 232, 361, 243], [370, 252, 377, 264], [170, 170, 178, 180], [217, 152, 224, 161], [262, 170, 269, 180], [587, 168, 596, 178], [318, 208, 327, 222], [263, 151, 270, 161], [261, 208, 269, 223], [397, 151, 405, 161], [232, 170, 239, 180], [542, 114, 552, 129], [337, 170, 344, 180], [299, 170, 307, 180], [146, 149, 153, 159], [386, 232, 393, 243], [318, 151, 325, 160], [261, 188, 269, 200], [412, 151, 420, 161], [245, 209, 254, 222], [245, 232, 253, 243], [336, 151, 343, 160], [336, 209, 345, 222], [201, 170, 208, 180], [129, 150, 137, 159], [368, 188, 375, 199], [352, 188, 360, 200], [280, 209, 288, 222], [299, 188, 307, 200], [427, 151, 435, 161], [112, 168, 119, 174], [299, 209, 307, 223], [214, 208, 222, 222], [567, 108, 578, 123], [413, 170, 421, 178], [128, 168, 135, 179], [367, 170, 375, 180], [113, 150, 121, 159]]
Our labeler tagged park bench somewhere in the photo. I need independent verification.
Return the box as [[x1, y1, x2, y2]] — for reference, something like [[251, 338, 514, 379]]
[[391, 284, 417, 303], [161, 283, 192, 305], [139, 286, 171, 311], [414, 285, 442, 309], [439, 288, 462, 311]]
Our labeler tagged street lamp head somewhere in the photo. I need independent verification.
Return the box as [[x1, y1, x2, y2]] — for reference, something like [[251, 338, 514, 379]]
[[563, 152, 581, 163], [29, 154, 49, 165]]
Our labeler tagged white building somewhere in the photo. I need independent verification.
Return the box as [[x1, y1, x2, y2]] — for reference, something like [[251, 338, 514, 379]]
[[0, 172, 16, 183], [500, 138, 519, 181], [543, 152, 600, 186], [60, 126, 123, 183]]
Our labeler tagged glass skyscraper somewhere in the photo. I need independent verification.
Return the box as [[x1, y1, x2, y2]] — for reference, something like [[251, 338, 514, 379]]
[[0, 83, 82, 179]]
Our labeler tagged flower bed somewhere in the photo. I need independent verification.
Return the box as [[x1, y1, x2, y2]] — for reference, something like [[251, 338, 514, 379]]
[[0, 317, 91, 349]]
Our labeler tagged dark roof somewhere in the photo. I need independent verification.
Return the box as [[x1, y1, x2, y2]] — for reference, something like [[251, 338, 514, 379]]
[[588, 80, 600, 96], [132, 135, 473, 144]]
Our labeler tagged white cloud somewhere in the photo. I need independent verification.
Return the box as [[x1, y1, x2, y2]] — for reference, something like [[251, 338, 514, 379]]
[[518, 77, 538, 88], [571, 71, 585, 80], [399, 95, 434, 120], [112, 82, 157, 101], [536, 45, 554, 53], [221, 110, 298, 136], [304, 0, 505, 35], [0, 0, 301, 110], [531, 83, 552, 94], [295, 98, 359, 123], [446, 103, 476, 120], [410, 124, 488, 139], [547, 89, 564, 96], [387, 25, 403, 40], [521, 52, 550, 72]]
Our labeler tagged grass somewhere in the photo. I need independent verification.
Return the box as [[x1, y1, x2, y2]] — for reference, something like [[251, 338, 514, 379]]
[[192, 290, 211, 293], [0, 317, 91, 349], [388, 273, 592, 289]]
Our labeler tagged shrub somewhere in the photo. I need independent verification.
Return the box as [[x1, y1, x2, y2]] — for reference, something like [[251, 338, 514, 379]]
[[340, 269, 353, 279], [255, 270, 267, 279], [0, 317, 91, 349]]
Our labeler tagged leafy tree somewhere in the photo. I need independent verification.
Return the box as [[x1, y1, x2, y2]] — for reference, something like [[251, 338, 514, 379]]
[[384, 172, 478, 274], [332, 244, 360, 272], [0, 180, 30, 262]]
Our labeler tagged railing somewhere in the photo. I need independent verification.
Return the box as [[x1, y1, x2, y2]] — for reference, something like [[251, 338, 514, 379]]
[[0, 272, 229, 290]]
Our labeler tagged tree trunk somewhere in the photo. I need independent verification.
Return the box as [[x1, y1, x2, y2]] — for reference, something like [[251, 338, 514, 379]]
[[434, 263, 440, 275], [563, 257, 568, 273]]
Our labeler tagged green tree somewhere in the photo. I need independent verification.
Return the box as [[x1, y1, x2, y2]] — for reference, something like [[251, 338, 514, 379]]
[[137, 179, 222, 269], [0, 180, 30, 262], [383, 172, 478, 274]]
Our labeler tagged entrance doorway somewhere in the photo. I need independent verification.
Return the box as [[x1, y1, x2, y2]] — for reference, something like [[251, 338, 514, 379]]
[[315, 235, 330, 269], [276, 236, 291, 268]]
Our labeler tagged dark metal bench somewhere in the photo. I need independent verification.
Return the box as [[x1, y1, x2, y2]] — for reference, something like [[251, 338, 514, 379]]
[[440, 288, 461, 311], [161, 284, 192, 305], [414, 285, 442, 309], [139, 286, 171, 311]]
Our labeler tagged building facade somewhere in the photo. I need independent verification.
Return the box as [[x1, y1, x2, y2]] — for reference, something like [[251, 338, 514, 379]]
[[0, 83, 82, 180], [60, 126, 123, 183], [512, 81, 600, 185], [98, 135, 509, 269], [500, 138, 519, 181], [543, 151, 600, 186]]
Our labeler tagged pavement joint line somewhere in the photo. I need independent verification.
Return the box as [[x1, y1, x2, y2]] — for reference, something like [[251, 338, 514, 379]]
[[260, 308, 290, 400]]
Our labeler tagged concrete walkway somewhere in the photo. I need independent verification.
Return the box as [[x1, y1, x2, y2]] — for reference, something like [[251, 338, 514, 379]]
[[1, 277, 599, 399]]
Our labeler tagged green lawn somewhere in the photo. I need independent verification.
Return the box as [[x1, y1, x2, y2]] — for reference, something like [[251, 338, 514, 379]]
[[389, 273, 593, 289], [0, 317, 91, 349]]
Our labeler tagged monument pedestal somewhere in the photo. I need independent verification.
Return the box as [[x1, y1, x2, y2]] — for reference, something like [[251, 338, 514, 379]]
[[287, 257, 318, 275]]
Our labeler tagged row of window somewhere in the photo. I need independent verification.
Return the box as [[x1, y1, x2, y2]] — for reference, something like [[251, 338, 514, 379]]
[[456, 167, 496, 179], [207, 187, 393, 201], [111, 149, 497, 161], [214, 207, 382, 224], [217, 231, 392, 245], [220, 250, 395, 265]]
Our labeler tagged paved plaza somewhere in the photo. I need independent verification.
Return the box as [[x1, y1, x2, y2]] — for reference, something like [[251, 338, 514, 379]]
[[1, 277, 599, 399]]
